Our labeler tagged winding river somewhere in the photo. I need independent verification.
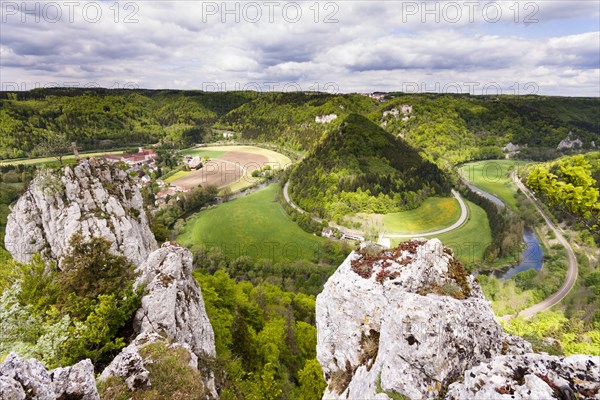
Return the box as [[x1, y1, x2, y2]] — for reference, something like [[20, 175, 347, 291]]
[[493, 228, 543, 280], [463, 178, 544, 280]]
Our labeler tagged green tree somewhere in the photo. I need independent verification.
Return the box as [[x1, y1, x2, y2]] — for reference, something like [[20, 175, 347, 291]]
[[63, 293, 139, 365], [0, 283, 70, 369], [34, 133, 72, 165], [246, 363, 282, 400], [57, 234, 136, 303], [297, 359, 327, 400]]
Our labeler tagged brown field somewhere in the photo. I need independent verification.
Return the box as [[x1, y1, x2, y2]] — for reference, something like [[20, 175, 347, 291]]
[[171, 151, 269, 189]]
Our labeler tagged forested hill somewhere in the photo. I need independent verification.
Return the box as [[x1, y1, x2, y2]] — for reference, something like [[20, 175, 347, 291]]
[[288, 114, 450, 220], [214, 92, 378, 149], [0, 89, 598, 163], [374, 94, 599, 164], [0, 88, 258, 159]]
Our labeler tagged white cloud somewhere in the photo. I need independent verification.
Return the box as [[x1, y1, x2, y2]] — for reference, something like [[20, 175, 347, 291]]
[[0, 1, 598, 96]]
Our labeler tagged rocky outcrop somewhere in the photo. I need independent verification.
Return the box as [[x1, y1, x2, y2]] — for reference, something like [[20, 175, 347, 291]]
[[4, 159, 157, 266], [316, 239, 600, 399], [0, 353, 99, 400], [316, 114, 338, 124], [99, 243, 217, 397], [558, 133, 583, 149], [383, 104, 412, 122], [316, 239, 533, 400], [133, 242, 216, 356], [446, 353, 599, 399], [503, 142, 525, 153]]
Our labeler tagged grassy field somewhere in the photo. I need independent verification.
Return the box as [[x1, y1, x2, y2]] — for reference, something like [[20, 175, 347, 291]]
[[178, 184, 329, 263], [164, 170, 191, 184], [180, 149, 227, 159], [459, 160, 529, 210], [0, 151, 125, 166], [391, 199, 491, 263], [382, 197, 461, 234]]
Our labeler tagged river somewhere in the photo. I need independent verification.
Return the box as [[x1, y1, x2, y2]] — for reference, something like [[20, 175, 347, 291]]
[[492, 228, 544, 279], [463, 178, 544, 280], [464, 182, 505, 208]]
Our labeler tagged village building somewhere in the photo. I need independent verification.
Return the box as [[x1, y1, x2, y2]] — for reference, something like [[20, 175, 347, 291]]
[[103, 147, 158, 167]]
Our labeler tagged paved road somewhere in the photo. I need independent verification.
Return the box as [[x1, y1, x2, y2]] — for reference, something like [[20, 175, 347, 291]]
[[283, 180, 364, 238], [283, 180, 308, 215], [283, 181, 468, 241], [498, 171, 578, 320]]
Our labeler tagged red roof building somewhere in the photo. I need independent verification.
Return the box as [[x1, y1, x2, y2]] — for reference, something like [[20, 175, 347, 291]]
[[104, 148, 157, 166]]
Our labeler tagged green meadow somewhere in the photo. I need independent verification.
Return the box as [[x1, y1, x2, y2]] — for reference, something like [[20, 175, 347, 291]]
[[391, 199, 491, 263], [178, 184, 330, 263], [459, 160, 529, 210], [382, 197, 461, 234]]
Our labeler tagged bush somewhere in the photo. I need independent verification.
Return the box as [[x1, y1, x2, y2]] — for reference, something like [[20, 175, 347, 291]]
[[1, 170, 20, 183], [98, 341, 208, 400], [57, 234, 136, 304]]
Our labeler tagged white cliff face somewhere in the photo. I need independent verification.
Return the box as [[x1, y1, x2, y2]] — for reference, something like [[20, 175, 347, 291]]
[[133, 242, 216, 359], [0, 353, 99, 400], [4, 159, 157, 266], [99, 243, 218, 398], [557, 133, 583, 149], [316, 239, 532, 400], [316, 239, 600, 400], [316, 114, 338, 124]]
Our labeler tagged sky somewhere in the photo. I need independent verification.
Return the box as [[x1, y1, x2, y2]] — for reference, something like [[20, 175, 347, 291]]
[[1, 0, 599, 96]]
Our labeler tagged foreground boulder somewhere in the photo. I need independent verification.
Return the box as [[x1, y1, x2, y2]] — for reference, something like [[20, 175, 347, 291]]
[[99, 242, 218, 398], [446, 353, 599, 399], [0, 353, 99, 400], [317, 239, 533, 399], [5, 159, 157, 266], [316, 239, 600, 399]]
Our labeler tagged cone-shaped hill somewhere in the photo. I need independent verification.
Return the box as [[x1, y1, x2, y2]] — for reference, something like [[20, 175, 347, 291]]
[[288, 114, 451, 220]]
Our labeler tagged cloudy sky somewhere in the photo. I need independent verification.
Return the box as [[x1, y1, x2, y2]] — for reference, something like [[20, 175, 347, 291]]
[[1, 0, 599, 96]]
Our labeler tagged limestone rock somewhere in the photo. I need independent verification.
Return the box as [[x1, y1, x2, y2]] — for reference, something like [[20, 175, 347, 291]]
[[98, 335, 153, 391], [100, 243, 218, 398], [134, 242, 216, 359], [4, 159, 157, 266], [558, 133, 583, 149], [0, 353, 99, 400], [316, 114, 338, 124], [445, 353, 600, 399], [316, 239, 531, 400], [0, 375, 26, 400], [49, 359, 99, 399]]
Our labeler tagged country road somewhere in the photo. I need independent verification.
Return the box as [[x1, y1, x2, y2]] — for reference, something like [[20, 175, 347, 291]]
[[382, 190, 468, 239], [283, 180, 308, 216], [500, 171, 578, 319], [283, 181, 468, 242]]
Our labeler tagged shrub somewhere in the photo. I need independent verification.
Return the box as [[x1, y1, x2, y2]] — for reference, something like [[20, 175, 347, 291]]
[[98, 341, 207, 400], [358, 330, 380, 370], [57, 234, 136, 304]]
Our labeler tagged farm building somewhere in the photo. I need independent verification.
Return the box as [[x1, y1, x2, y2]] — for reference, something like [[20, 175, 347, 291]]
[[104, 147, 157, 167]]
